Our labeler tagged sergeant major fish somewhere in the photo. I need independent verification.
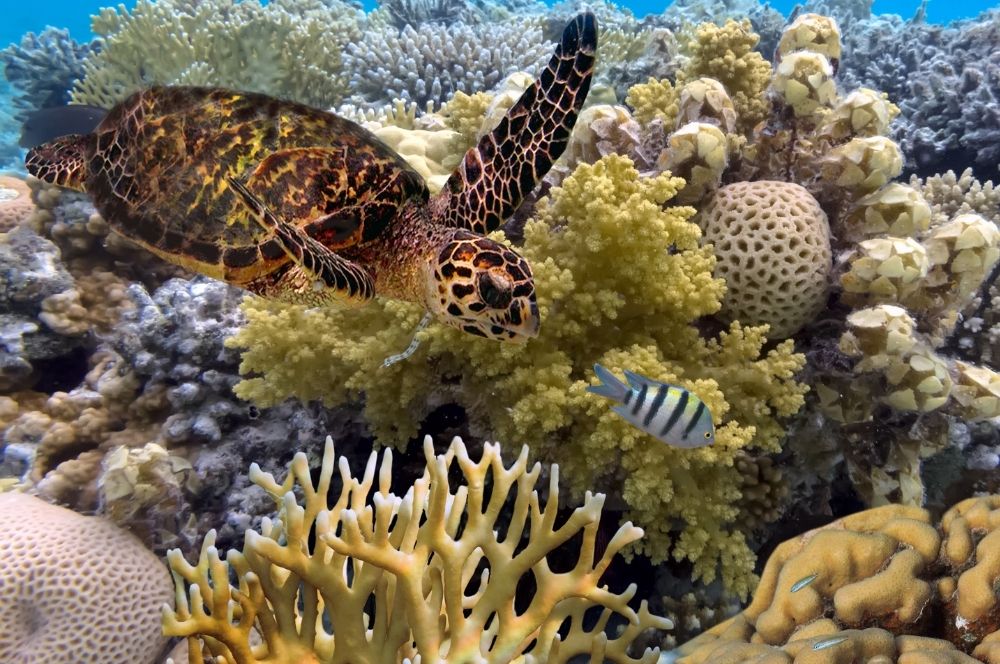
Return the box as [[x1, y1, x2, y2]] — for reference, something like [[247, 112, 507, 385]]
[[587, 363, 715, 448]]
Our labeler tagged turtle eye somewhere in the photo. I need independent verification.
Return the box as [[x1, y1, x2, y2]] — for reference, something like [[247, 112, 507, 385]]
[[477, 271, 512, 309]]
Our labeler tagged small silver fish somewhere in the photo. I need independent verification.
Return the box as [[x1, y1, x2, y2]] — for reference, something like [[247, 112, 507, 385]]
[[791, 573, 818, 593], [587, 363, 715, 448], [812, 636, 848, 651]]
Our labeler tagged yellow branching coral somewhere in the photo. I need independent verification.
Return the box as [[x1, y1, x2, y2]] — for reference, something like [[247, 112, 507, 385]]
[[163, 435, 673, 663], [625, 77, 679, 127], [228, 155, 808, 596], [678, 19, 772, 133]]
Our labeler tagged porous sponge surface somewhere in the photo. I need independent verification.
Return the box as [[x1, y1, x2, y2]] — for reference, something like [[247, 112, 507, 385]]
[[0, 492, 172, 663], [700, 180, 832, 338]]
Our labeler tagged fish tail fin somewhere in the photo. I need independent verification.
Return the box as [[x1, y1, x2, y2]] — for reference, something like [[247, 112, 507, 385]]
[[586, 363, 629, 402], [25, 133, 94, 192]]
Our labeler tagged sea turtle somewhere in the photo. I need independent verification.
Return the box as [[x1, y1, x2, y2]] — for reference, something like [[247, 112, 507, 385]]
[[25, 13, 597, 342]]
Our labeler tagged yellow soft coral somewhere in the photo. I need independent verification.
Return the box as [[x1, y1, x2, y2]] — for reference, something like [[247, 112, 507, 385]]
[[678, 19, 772, 133], [228, 155, 807, 596]]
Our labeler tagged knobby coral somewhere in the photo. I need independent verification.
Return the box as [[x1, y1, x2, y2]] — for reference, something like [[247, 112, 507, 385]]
[[228, 155, 807, 597], [673, 495, 1000, 663], [163, 435, 673, 663]]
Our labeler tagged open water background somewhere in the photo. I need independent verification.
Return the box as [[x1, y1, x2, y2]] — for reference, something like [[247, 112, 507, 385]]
[[1, 0, 997, 50]]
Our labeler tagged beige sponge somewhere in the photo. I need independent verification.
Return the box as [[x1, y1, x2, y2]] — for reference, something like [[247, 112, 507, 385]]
[[699, 180, 832, 338], [0, 492, 173, 663]]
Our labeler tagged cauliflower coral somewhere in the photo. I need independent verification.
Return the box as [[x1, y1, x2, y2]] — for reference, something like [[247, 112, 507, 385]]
[[228, 155, 807, 596]]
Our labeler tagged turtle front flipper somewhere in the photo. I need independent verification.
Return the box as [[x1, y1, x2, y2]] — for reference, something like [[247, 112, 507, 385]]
[[430, 11, 597, 233], [227, 178, 375, 307], [25, 133, 95, 192]]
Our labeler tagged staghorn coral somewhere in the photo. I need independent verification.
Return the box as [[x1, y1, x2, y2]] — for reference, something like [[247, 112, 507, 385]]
[[1, 27, 96, 120], [672, 495, 1000, 663], [912, 169, 1000, 227], [164, 435, 673, 663], [0, 492, 173, 663], [229, 155, 808, 597], [342, 19, 552, 108], [72, 0, 364, 110]]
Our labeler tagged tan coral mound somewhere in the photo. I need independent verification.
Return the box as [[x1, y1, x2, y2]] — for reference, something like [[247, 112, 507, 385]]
[[0, 492, 173, 663], [0, 176, 34, 231], [673, 496, 1000, 663], [699, 181, 832, 338]]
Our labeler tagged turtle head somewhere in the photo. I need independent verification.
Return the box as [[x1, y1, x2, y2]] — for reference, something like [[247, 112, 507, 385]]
[[25, 133, 94, 192], [427, 230, 539, 342]]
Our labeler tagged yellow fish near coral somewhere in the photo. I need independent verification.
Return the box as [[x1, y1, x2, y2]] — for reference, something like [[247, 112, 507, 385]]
[[587, 363, 716, 448]]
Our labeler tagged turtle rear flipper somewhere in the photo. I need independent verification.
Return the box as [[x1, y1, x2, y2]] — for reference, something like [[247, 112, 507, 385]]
[[227, 178, 375, 306], [25, 133, 95, 192], [431, 11, 597, 233]]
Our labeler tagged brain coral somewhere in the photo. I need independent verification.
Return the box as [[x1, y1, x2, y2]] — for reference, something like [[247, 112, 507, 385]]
[[0, 492, 173, 663], [699, 181, 832, 339]]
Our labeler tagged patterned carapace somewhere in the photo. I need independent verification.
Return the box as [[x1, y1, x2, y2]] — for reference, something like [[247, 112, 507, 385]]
[[25, 12, 598, 342]]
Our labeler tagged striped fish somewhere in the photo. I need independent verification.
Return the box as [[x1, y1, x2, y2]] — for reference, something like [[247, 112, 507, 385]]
[[587, 363, 715, 448]]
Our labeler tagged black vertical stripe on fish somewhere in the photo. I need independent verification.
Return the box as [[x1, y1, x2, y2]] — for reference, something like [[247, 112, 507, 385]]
[[624, 389, 632, 405], [683, 401, 707, 439], [631, 383, 647, 415], [661, 389, 689, 436], [644, 385, 668, 427]]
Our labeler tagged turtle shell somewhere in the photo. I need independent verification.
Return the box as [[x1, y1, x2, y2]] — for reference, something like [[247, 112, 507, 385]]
[[86, 87, 428, 282]]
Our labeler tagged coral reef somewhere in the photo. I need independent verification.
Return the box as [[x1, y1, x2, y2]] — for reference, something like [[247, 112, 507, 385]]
[[0, 492, 173, 663], [72, 0, 366, 110], [1, 27, 96, 120], [164, 435, 673, 663], [672, 495, 1000, 663], [229, 154, 808, 597], [837, 10, 1000, 177], [342, 18, 552, 108]]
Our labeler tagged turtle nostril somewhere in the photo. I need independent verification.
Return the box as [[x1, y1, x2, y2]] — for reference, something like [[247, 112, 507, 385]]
[[477, 271, 512, 309]]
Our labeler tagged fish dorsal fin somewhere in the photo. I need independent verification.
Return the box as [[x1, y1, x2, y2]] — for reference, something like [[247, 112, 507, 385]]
[[429, 12, 597, 233], [623, 370, 653, 391], [25, 133, 95, 192]]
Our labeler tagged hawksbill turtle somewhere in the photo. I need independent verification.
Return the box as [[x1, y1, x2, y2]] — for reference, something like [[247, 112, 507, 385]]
[[25, 13, 597, 342]]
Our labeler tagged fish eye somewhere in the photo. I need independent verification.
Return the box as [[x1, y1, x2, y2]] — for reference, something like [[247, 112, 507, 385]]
[[704, 432, 712, 439]]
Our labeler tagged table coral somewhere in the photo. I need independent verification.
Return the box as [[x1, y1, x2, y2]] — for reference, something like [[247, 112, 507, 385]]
[[672, 495, 1000, 663], [0, 492, 173, 663], [164, 435, 673, 663], [228, 154, 807, 597]]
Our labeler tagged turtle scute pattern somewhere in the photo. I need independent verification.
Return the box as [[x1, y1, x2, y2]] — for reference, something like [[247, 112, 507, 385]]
[[83, 87, 426, 284]]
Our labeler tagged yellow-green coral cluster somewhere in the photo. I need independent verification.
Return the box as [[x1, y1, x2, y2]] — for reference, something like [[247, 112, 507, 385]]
[[228, 155, 807, 596], [673, 496, 1000, 663], [164, 435, 673, 663], [73, 0, 365, 109]]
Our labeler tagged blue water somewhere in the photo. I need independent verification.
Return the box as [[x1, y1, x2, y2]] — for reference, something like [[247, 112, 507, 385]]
[[1, 0, 997, 52]]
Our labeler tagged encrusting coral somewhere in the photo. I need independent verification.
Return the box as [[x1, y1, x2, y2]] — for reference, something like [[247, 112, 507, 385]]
[[228, 154, 808, 597], [672, 495, 1000, 663], [163, 435, 673, 663], [0, 492, 173, 663]]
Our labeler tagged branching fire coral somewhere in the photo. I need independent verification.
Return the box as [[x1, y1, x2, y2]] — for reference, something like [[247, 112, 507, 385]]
[[228, 155, 807, 596], [163, 435, 673, 663]]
